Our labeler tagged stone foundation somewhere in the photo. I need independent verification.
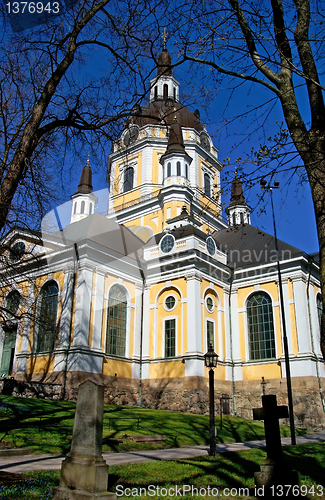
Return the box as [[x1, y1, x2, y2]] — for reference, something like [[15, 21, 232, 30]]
[[3, 372, 325, 429]]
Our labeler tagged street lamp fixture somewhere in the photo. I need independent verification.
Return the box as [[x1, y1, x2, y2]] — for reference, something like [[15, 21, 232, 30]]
[[204, 343, 218, 456], [260, 179, 296, 445]]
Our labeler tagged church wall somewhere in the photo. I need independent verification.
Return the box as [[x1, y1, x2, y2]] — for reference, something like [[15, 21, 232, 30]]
[[242, 363, 281, 380], [150, 360, 185, 379]]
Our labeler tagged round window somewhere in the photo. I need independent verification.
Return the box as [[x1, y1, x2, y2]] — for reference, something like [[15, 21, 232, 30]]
[[8, 241, 26, 263], [206, 236, 216, 256], [165, 295, 176, 311], [160, 234, 175, 253], [206, 296, 214, 312]]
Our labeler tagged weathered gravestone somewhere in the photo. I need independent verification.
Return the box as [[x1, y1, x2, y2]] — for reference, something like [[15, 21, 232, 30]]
[[253, 395, 300, 497], [53, 380, 116, 500]]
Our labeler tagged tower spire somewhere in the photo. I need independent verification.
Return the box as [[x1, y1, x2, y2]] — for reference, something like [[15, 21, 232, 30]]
[[226, 172, 251, 226], [70, 159, 98, 224]]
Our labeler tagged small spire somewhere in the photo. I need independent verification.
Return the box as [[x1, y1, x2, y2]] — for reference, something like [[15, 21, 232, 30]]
[[229, 172, 247, 207], [75, 158, 93, 195], [166, 116, 185, 153], [162, 28, 168, 50]]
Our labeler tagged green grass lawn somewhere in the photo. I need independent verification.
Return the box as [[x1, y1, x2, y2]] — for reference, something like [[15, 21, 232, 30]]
[[0, 395, 306, 455], [0, 443, 324, 499]]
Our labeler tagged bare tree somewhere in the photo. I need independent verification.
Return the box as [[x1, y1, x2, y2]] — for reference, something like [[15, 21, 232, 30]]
[[165, 0, 325, 357], [0, 0, 164, 233]]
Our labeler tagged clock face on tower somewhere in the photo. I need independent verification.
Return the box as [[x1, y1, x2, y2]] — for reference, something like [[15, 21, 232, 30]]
[[200, 131, 210, 152], [124, 125, 139, 146]]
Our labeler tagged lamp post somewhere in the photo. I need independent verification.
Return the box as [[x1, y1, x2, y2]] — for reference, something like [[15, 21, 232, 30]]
[[204, 343, 218, 456], [260, 179, 296, 445]]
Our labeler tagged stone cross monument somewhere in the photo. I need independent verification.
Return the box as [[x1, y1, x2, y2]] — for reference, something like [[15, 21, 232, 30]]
[[53, 380, 116, 500], [253, 394, 300, 496]]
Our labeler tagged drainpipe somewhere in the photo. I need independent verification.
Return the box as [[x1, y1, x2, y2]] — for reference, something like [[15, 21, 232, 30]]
[[228, 266, 237, 416], [306, 258, 325, 412]]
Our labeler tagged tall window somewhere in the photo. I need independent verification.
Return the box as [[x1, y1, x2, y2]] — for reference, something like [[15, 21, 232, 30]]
[[80, 201, 85, 214], [204, 173, 211, 197], [123, 167, 134, 193], [106, 286, 127, 356], [207, 320, 214, 350], [5, 290, 21, 318], [163, 83, 168, 99], [177, 161, 181, 176], [73, 202, 77, 214], [165, 319, 176, 357], [185, 164, 188, 179], [317, 293, 323, 329], [247, 292, 276, 360], [36, 281, 59, 353], [167, 162, 171, 177]]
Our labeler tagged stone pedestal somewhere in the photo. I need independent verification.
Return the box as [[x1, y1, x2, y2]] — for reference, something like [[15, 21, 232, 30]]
[[53, 380, 116, 500], [255, 459, 300, 488]]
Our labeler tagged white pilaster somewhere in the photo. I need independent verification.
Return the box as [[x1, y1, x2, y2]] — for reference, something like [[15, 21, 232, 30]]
[[92, 271, 105, 350], [72, 267, 93, 347], [230, 289, 243, 381]]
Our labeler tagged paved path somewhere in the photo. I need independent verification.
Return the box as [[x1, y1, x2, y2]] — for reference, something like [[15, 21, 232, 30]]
[[0, 432, 324, 474]]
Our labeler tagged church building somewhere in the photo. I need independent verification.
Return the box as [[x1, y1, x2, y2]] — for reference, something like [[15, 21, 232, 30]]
[[1, 46, 324, 428]]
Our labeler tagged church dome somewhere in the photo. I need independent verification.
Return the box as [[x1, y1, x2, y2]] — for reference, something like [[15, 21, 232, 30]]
[[131, 100, 203, 132]]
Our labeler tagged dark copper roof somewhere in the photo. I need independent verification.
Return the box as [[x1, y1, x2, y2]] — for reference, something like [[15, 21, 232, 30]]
[[213, 224, 302, 267], [229, 172, 247, 207], [132, 100, 203, 132], [157, 48, 172, 76], [75, 160, 93, 195], [166, 117, 185, 153]]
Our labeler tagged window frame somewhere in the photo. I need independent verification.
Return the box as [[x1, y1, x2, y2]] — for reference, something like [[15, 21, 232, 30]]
[[123, 166, 134, 193], [35, 280, 59, 354], [246, 291, 276, 361], [106, 285, 128, 357], [164, 317, 177, 358], [206, 319, 215, 351]]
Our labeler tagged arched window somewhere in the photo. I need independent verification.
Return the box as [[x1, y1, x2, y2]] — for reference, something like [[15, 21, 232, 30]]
[[89, 203, 93, 214], [73, 202, 77, 215], [106, 285, 127, 356], [80, 201, 85, 214], [247, 292, 276, 360], [163, 83, 168, 99], [317, 293, 323, 329], [154, 86, 158, 100], [167, 162, 171, 177], [185, 164, 188, 179], [123, 167, 134, 193], [36, 281, 59, 353], [177, 161, 181, 176], [204, 173, 211, 197], [173, 87, 176, 100], [232, 213, 236, 225], [240, 212, 244, 224], [5, 290, 21, 318]]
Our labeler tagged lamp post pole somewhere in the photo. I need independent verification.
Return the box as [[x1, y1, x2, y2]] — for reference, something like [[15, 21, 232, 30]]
[[260, 179, 296, 445], [209, 367, 215, 456], [204, 343, 218, 456]]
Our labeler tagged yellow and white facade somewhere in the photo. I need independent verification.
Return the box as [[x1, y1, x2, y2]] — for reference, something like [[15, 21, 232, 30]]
[[1, 48, 324, 427]]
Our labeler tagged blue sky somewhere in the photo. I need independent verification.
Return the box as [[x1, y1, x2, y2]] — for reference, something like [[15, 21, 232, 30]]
[[59, 47, 320, 256]]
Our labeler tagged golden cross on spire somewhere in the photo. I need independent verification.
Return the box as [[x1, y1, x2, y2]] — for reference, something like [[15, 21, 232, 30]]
[[162, 28, 168, 49]]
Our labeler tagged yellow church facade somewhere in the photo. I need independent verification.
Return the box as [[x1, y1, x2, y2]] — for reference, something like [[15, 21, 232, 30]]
[[1, 47, 324, 428]]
